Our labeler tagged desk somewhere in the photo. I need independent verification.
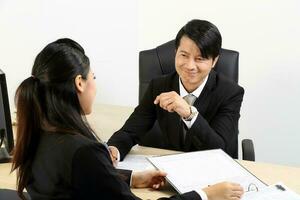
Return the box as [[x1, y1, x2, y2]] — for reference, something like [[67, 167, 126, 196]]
[[129, 146, 300, 198], [1, 103, 300, 199], [1, 145, 300, 199]]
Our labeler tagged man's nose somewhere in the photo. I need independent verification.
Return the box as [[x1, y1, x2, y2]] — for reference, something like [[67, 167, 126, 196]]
[[185, 59, 197, 70]]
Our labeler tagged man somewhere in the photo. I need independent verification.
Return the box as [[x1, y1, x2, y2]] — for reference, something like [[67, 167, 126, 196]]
[[108, 19, 244, 160]]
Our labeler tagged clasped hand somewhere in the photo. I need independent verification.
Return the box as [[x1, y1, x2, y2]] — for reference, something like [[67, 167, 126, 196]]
[[154, 91, 191, 118]]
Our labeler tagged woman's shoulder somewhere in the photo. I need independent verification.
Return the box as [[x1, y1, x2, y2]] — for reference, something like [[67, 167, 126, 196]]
[[41, 131, 93, 143], [38, 132, 102, 158]]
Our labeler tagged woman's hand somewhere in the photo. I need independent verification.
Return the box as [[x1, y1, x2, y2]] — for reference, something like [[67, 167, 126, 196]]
[[108, 146, 119, 167], [131, 170, 167, 189], [203, 182, 244, 200]]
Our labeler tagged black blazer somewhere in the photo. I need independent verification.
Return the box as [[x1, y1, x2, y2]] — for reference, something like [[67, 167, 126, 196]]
[[108, 70, 244, 159], [26, 132, 200, 200]]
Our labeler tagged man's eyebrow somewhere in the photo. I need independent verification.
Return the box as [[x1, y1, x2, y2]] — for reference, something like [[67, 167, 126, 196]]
[[178, 50, 189, 54]]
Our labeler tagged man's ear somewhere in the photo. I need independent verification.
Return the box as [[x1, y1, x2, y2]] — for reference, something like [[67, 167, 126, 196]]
[[212, 56, 219, 68], [75, 75, 84, 93]]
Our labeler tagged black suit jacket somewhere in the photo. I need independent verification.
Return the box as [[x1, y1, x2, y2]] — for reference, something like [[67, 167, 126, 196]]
[[108, 70, 244, 159], [26, 132, 200, 200]]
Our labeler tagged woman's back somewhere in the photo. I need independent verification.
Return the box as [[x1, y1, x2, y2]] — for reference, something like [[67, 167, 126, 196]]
[[27, 133, 94, 199], [27, 132, 137, 200]]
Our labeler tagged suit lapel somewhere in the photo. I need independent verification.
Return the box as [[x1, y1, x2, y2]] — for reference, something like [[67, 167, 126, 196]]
[[184, 71, 217, 151], [193, 71, 217, 115]]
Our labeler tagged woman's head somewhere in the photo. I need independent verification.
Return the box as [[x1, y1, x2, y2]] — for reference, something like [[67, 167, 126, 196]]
[[13, 38, 97, 199], [16, 38, 97, 129], [31, 38, 96, 115]]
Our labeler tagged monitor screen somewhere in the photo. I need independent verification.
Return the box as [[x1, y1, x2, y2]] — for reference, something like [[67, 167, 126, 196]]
[[0, 69, 14, 163]]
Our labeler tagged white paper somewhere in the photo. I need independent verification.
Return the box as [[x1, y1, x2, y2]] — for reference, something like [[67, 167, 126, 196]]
[[242, 183, 300, 200], [117, 154, 155, 171], [148, 149, 267, 194]]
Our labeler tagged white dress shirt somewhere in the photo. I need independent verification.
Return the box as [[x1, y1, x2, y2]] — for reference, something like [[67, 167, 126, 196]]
[[180, 75, 208, 129]]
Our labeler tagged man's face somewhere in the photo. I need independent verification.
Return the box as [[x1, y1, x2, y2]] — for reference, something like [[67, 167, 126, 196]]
[[175, 36, 218, 92]]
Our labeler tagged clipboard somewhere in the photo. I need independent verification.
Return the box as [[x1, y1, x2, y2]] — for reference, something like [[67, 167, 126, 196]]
[[147, 149, 267, 194], [242, 182, 300, 200]]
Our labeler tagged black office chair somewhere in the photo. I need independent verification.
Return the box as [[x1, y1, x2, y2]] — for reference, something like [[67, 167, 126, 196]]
[[138, 40, 255, 161]]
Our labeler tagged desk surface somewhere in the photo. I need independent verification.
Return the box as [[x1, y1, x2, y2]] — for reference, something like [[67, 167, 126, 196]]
[[1, 145, 300, 199], [1, 103, 300, 199]]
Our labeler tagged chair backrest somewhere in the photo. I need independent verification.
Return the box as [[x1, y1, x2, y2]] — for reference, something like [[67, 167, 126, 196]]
[[139, 40, 239, 103], [138, 40, 239, 149], [0, 189, 31, 200]]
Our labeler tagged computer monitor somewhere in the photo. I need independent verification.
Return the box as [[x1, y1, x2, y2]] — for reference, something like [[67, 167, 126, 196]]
[[0, 69, 14, 163]]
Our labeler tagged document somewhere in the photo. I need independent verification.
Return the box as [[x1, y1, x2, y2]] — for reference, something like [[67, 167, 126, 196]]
[[148, 149, 267, 194], [242, 183, 300, 200], [117, 154, 155, 171]]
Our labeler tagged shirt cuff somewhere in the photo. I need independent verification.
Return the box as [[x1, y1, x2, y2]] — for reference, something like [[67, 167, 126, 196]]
[[182, 112, 199, 129], [129, 171, 133, 187], [195, 189, 208, 200]]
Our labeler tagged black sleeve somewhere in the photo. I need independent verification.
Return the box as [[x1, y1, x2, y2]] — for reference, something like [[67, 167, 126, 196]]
[[108, 80, 157, 160], [159, 191, 201, 200], [189, 86, 244, 158], [117, 169, 132, 186], [71, 143, 140, 200], [71, 143, 201, 200]]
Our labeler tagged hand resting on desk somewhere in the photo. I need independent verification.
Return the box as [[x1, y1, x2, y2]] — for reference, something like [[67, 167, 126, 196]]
[[132, 170, 167, 189], [110, 146, 244, 199], [203, 182, 244, 200]]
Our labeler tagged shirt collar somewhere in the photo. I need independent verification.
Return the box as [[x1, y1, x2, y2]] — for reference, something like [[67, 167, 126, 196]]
[[179, 75, 209, 98]]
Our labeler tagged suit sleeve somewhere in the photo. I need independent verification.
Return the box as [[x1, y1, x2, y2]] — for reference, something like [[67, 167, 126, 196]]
[[189, 86, 244, 158], [159, 191, 201, 200], [72, 143, 140, 200], [107, 80, 157, 160], [71, 143, 201, 200], [117, 169, 132, 186]]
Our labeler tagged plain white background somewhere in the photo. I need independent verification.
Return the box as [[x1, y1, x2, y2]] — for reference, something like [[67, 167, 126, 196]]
[[1, 0, 299, 166]]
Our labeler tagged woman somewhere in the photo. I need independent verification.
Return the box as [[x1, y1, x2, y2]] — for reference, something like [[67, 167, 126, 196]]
[[12, 38, 244, 200]]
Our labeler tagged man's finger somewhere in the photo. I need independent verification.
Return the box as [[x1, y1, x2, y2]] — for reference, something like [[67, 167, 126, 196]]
[[160, 98, 174, 110], [166, 103, 176, 112], [154, 91, 178, 104], [154, 95, 161, 104]]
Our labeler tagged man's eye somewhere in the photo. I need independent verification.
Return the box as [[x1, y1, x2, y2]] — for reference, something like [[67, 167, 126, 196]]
[[196, 57, 205, 61]]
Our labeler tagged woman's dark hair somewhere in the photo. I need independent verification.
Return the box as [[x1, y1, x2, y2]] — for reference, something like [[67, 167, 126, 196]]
[[175, 19, 222, 60], [12, 38, 96, 199]]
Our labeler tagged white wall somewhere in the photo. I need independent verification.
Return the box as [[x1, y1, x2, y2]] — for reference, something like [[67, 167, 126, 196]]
[[0, 0, 138, 109], [1, 0, 300, 166]]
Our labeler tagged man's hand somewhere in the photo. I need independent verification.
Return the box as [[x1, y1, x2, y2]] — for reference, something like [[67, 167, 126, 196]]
[[154, 91, 191, 118], [131, 170, 167, 189], [203, 182, 244, 200], [108, 146, 119, 167]]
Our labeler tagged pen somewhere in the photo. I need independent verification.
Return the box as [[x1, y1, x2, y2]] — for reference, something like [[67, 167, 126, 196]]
[[275, 184, 286, 191]]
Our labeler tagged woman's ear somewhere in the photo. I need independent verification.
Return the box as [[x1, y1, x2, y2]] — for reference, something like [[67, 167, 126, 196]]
[[75, 75, 84, 93]]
